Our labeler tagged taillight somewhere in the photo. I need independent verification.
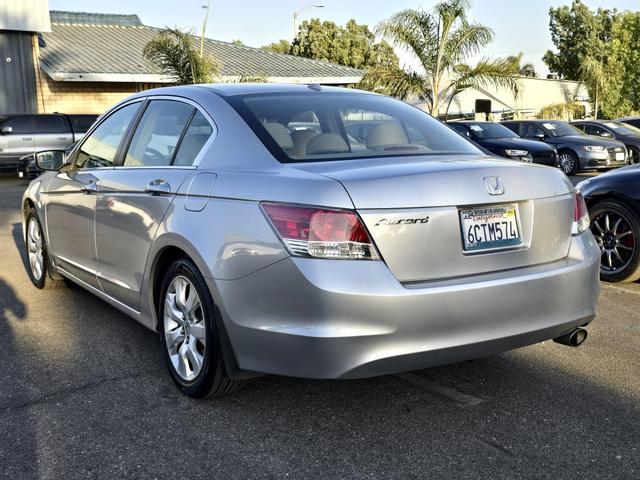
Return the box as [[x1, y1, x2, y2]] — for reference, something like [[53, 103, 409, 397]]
[[261, 202, 380, 260], [572, 191, 590, 235]]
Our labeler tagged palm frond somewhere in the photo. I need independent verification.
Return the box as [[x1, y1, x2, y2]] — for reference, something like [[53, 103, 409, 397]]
[[359, 66, 430, 102]]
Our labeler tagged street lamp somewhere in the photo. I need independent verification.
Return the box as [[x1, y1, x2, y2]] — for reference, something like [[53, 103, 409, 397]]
[[293, 4, 324, 38], [200, 0, 211, 59]]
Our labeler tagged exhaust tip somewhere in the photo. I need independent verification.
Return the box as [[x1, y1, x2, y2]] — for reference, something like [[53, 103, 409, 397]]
[[554, 327, 588, 347]]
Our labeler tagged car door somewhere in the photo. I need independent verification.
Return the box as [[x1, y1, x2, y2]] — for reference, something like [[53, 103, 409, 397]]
[[34, 115, 73, 151], [0, 115, 35, 158], [95, 98, 215, 309], [44, 102, 142, 287]]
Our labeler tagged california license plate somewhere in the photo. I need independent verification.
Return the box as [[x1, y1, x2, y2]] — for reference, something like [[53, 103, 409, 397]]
[[460, 204, 522, 251]]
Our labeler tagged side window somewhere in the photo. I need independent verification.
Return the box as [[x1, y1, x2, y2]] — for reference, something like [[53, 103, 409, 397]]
[[2, 116, 32, 134], [75, 103, 140, 169], [520, 123, 544, 138], [449, 124, 470, 137], [35, 116, 69, 134], [502, 123, 520, 136], [173, 111, 214, 166], [124, 100, 194, 167]]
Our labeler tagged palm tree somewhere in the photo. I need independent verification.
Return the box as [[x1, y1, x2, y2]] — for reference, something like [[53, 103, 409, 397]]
[[580, 55, 609, 119], [360, 1, 520, 117], [144, 28, 220, 85], [506, 52, 537, 77]]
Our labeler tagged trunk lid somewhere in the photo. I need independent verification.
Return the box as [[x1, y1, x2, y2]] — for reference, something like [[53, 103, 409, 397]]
[[293, 155, 575, 282]]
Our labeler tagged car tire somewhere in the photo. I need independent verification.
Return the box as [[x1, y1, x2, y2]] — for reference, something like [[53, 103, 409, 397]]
[[558, 150, 579, 176], [24, 208, 65, 290], [589, 199, 640, 283], [159, 257, 241, 398], [627, 146, 640, 165]]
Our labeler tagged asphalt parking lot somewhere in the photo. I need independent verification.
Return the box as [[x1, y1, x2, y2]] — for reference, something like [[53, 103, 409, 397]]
[[0, 174, 639, 480]]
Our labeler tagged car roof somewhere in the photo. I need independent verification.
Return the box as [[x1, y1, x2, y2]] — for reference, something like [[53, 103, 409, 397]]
[[448, 120, 496, 125], [503, 119, 565, 123], [571, 119, 621, 124], [135, 83, 378, 97]]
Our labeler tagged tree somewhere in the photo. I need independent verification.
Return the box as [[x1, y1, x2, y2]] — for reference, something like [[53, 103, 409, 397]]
[[360, 1, 520, 117], [144, 28, 220, 84], [262, 39, 293, 55], [505, 52, 536, 77], [543, 0, 615, 80], [261, 19, 399, 70], [231, 39, 246, 46]]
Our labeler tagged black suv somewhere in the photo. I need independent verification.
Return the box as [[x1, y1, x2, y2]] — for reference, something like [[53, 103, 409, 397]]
[[447, 121, 557, 166], [502, 120, 627, 175]]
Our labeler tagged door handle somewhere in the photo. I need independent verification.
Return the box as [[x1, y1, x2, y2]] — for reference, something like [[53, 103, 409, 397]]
[[145, 179, 171, 195], [80, 181, 98, 194]]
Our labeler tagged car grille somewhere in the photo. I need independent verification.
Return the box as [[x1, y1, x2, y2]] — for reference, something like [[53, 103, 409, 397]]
[[531, 151, 556, 164], [608, 146, 626, 161]]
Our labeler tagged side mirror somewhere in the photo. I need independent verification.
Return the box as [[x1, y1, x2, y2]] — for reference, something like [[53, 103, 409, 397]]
[[35, 150, 66, 171], [600, 132, 613, 138], [1, 126, 12, 134], [534, 133, 545, 141]]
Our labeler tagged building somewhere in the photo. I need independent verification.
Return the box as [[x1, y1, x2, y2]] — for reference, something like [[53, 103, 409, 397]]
[[0, 5, 362, 114], [416, 76, 591, 121]]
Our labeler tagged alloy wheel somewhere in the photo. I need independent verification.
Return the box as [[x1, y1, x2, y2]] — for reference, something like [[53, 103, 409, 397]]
[[591, 211, 636, 274], [27, 217, 44, 281], [163, 275, 207, 382], [558, 152, 575, 175]]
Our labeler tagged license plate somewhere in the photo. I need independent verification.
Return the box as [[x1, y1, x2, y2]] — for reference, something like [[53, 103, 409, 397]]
[[460, 204, 522, 251], [615, 152, 625, 161]]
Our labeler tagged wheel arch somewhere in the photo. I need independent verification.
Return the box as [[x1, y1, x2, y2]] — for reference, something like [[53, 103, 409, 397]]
[[585, 192, 640, 217]]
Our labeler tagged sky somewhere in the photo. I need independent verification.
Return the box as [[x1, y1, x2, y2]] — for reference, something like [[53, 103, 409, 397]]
[[48, 0, 639, 76]]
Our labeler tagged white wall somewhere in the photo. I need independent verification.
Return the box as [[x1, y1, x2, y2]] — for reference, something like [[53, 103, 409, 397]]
[[0, 0, 51, 33]]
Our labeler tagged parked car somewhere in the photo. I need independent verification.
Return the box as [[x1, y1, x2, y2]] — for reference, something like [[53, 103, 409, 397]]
[[22, 84, 600, 398], [18, 142, 77, 179], [572, 119, 640, 164], [447, 121, 558, 166], [577, 165, 640, 282], [502, 119, 627, 175], [0, 113, 97, 173], [618, 117, 640, 129]]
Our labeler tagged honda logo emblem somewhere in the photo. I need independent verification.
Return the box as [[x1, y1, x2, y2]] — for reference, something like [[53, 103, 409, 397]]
[[483, 176, 505, 195]]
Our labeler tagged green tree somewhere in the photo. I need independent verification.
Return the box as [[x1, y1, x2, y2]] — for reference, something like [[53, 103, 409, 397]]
[[231, 39, 246, 46], [505, 52, 536, 77], [261, 39, 293, 55], [144, 28, 220, 84], [543, 0, 615, 80], [360, 1, 520, 117], [262, 19, 398, 69]]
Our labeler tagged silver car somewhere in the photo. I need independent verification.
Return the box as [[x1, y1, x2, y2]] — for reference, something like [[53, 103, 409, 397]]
[[22, 84, 601, 398]]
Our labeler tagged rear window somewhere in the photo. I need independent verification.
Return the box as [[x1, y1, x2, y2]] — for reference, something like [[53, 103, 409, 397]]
[[225, 93, 481, 162], [69, 115, 98, 133]]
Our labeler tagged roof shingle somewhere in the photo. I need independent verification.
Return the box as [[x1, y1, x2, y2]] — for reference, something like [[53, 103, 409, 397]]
[[40, 11, 362, 84]]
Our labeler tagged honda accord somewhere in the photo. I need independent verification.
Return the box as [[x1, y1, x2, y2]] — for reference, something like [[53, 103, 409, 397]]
[[22, 84, 601, 398]]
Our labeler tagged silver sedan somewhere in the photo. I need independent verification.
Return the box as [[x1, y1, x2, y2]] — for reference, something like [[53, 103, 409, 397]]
[[22, 84, 601, 398]]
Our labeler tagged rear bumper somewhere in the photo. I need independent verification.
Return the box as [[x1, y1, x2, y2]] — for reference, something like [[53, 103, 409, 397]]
[[212, 232, 601, 379]]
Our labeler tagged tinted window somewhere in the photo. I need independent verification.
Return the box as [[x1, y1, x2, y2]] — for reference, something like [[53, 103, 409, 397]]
[[69, 115, 98, 133], [124, 100, 194, 167], [35, 115, 68, 134], [601, 121, 640, 135], [1, 116, 31, 134], [539, 121, 584, 137], [225, 93, 481, 162], [465, 122, 519, 139], [448, 123, 470, 137], [173, 111, 213, 166], [75, 103, 139, 169]]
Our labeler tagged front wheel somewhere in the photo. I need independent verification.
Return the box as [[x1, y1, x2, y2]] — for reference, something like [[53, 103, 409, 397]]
[[589, 200, 640, 282], [25, 208, 65, 289], [159, 258, 241, 398], [627, 146, 640, 165], [558, 150, 579, 176]]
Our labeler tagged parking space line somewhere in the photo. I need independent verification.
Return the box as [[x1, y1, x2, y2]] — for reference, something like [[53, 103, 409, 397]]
[[396, 372, 486, 406]]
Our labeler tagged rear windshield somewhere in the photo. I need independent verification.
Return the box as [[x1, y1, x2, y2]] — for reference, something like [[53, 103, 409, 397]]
[[69, 115, 98, 133], [224, 92, 481, 162]]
